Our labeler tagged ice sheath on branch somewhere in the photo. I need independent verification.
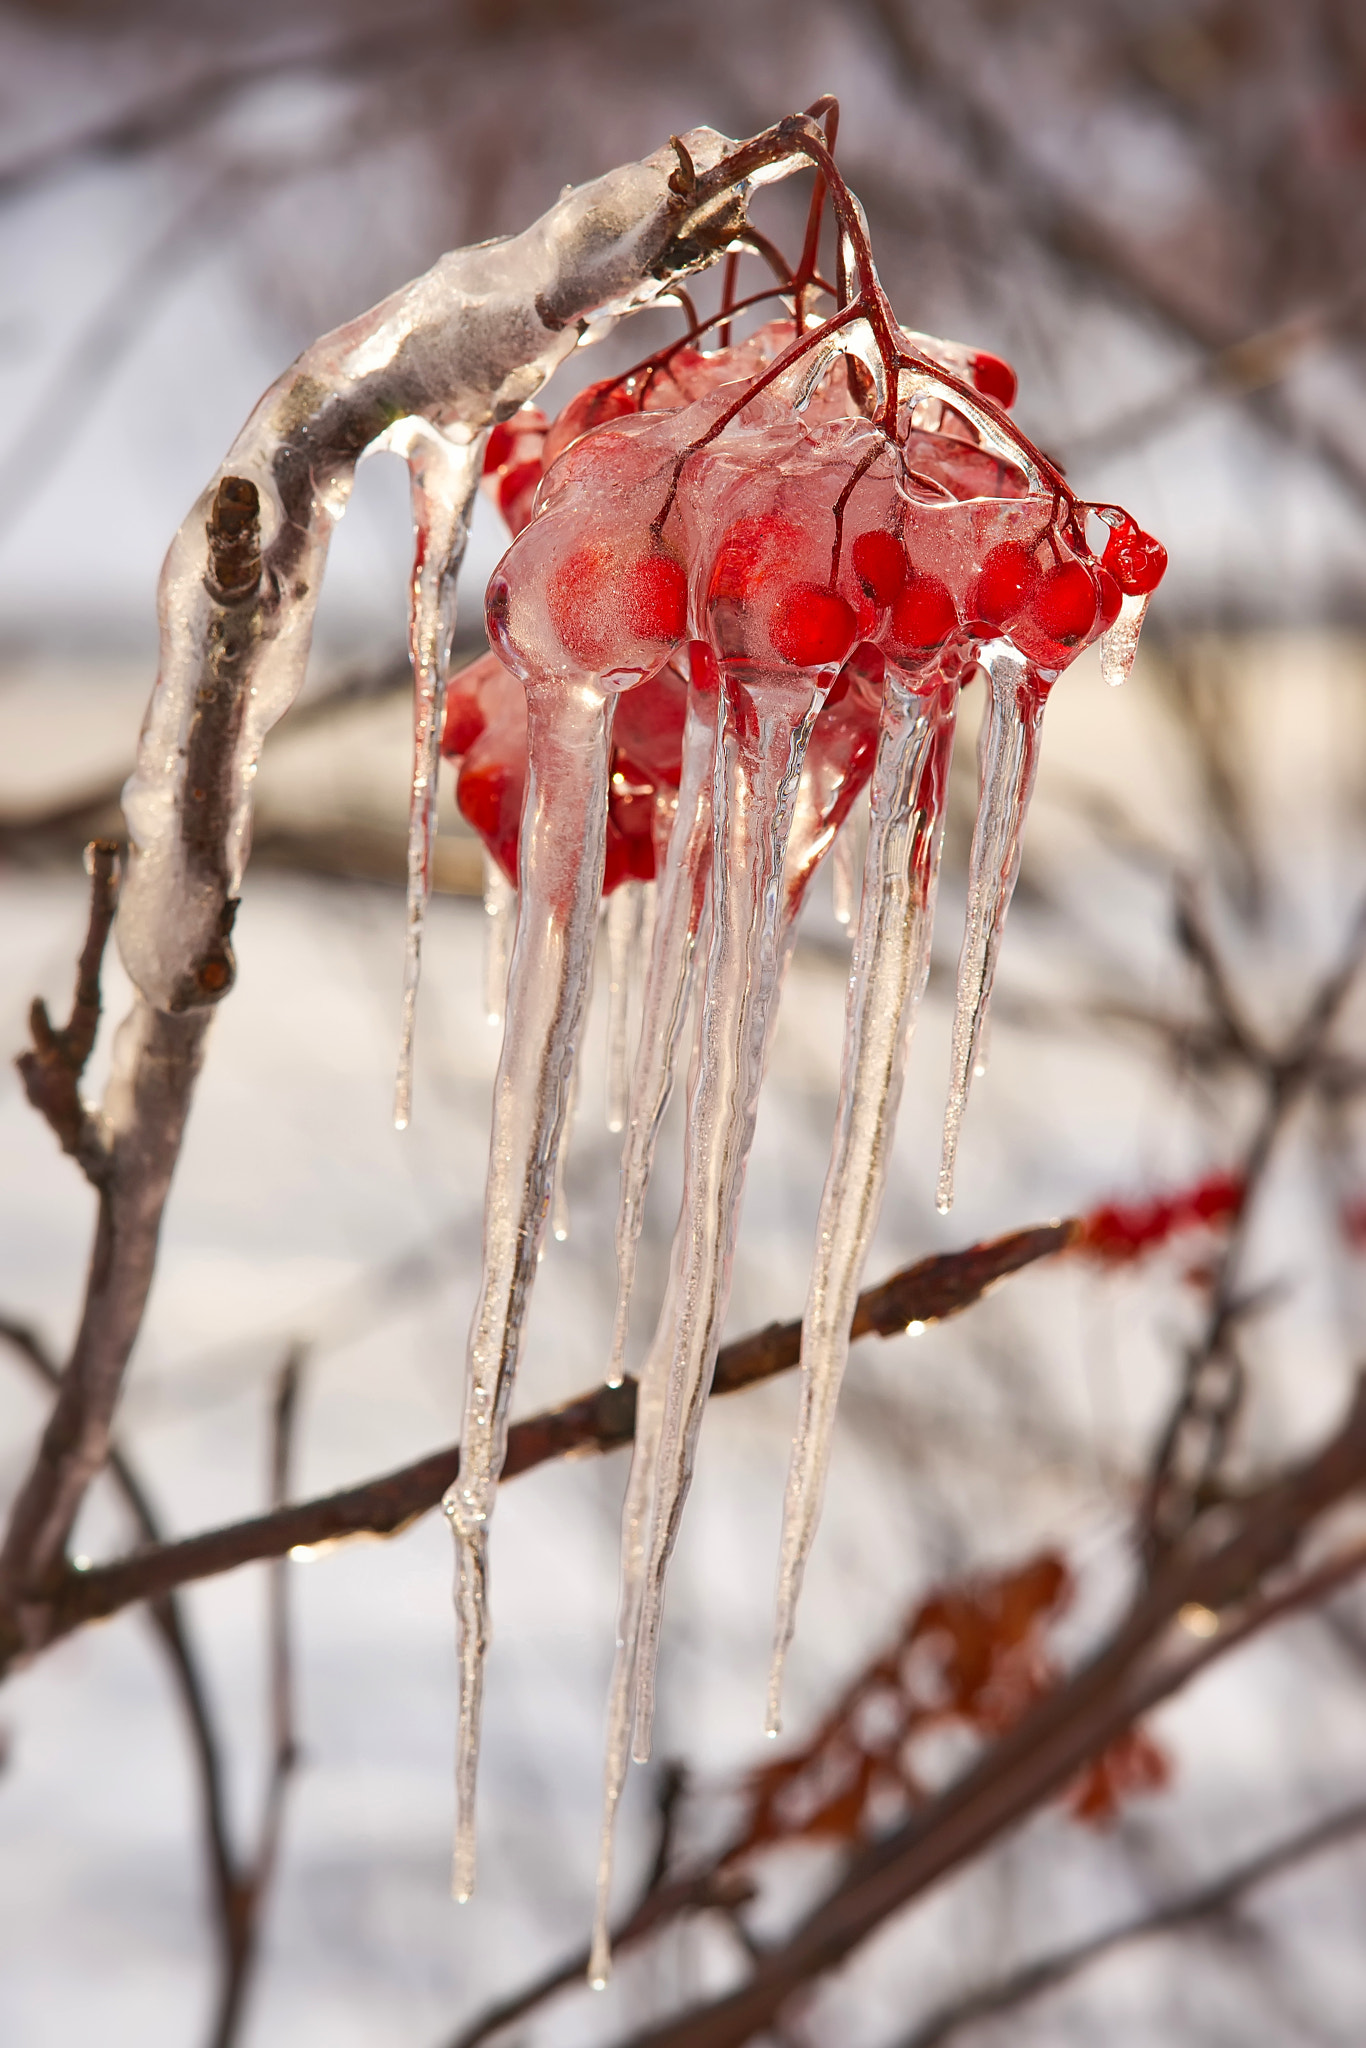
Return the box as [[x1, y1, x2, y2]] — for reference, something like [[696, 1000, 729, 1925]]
[[115, 124, 778, 1020]]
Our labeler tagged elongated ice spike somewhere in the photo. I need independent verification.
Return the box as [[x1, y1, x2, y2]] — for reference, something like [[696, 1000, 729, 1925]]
[[605, 685, 716, 1390], [483, 851, 515, 1027], [937, 645, 1044, 1214], [768, 674, 956, 1733], [590, 1282, 678, 1986], [446, 679, 615, 1902], [394, 426, 482, 1129], [831, 810, 859, 927], [605, 882, 646, 1134], [631, 673, 824, 1762], [1099, 591, 1150, 688], [551, 1054, 579, 1244]]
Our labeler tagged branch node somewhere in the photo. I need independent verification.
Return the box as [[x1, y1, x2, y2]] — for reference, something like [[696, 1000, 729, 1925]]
[[15, 841, 120, 1187]]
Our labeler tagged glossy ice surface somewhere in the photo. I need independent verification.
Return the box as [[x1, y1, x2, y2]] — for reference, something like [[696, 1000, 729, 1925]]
[[440, 307, 1165, 1959]]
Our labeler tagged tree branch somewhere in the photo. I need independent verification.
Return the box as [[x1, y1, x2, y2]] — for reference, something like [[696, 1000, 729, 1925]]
[[1142, 892, 1366, 1558], [0, 994, 211, 1647], [15, 840, 120, 1187], [206, 1345, 305, 2048], [0, 1316, 245, 2040], [18, 1220, 1075, 1659], [609, 1374, 1366, 2047], [891, 1797, 1366, 2048]]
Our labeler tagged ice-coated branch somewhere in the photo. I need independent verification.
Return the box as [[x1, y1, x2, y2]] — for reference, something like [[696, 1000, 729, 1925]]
[[115, 121, 791, 1016], [17, 1221, 1076, 1658]]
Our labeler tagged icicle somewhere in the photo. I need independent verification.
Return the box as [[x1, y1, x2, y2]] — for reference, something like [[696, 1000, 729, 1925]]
[[768, 673, 956, 1731], [446, 678, 615, 1902], [630, 879, 657, 1046], [551, 1054, 579, 1243], [831, 810, 858, 926], [482, 851, 515, 1028], [1099, 591, 1150, 688], [631, 669, 825, 1762], [937, 645, 1044, 1214], [835, 785, 871, 928], [590, 1280, 678, 1986], [394, 424, 482, 1129], [605, 882, 646, 1133], [605, 673, 717, 1390]]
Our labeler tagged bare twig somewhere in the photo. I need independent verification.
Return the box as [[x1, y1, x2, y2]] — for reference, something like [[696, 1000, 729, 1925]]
[[0, 1316, 244, 2040], [607, 1374, 1366, 2048], [1142, 894, 1366, 1559], [445, 1761, 708, 2048], [207, 1345, 306, 2048], [862, 0, 1366, 516], [889, 1797, 1366, 2048], [17, 1221, 1075, 1658], [1, 969, 211, 1653], [15, 841, 120, 1186]]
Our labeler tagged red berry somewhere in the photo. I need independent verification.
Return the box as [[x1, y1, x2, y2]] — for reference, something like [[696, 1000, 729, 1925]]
[[1094, 566, 1122, 630], [498, 459, 542, 536], [769, 583, 858, 667], [464, 757, 518, 843], [548, 542, 685, 668], [709, 515, 806, 605], [885, 574, 958, 655], [484, 422, 518, 474], [971, 352, 1018, 409], [442, 690, 486, 757], [540, 379, 637, 469], [1102, 521, 1167, 597], [850, 529, 907, 606], [1032, 561, 1098, 646], [689, 640, 720, 694], [625, 552, 687, 644], [972, 542, 1039, 627]]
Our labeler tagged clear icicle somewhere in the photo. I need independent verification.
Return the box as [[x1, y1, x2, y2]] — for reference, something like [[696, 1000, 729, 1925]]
[[605, 682, 717, 1390], [395, 426, 483, 1129], [631, 672, 824, 1763], [446, 679, 615, 1902], [483, 851, 516, 1027], [551, 1054, 579, 1244], [590, 1280, 678, 1986], [830, 785, 870, 930], [1099, 591, 1150, 688], [768, 674, 956, 1732], [937, 645, 1044, 1214], [831, 812, 859, 927], [605, 882, 646, 1133]]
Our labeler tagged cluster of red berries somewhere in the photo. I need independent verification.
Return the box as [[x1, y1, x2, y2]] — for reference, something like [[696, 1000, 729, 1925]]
[[443, 318, 1166, 898]]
